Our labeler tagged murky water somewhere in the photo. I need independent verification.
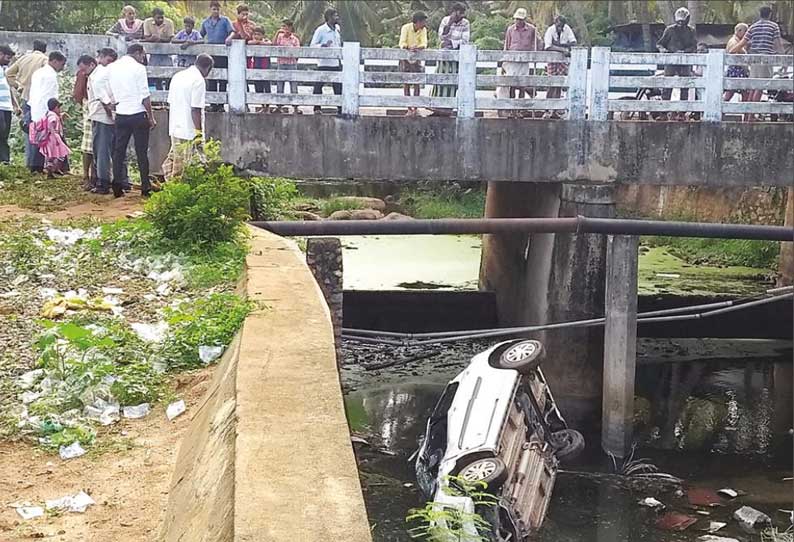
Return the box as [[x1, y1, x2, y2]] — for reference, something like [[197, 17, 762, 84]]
[[342, 236, 772, 296], [342, 341, 793, 542]]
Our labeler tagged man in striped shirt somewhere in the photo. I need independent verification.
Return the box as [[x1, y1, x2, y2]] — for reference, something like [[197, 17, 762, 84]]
[[744, 6, 782, 103], [0, 45, 18, 163]]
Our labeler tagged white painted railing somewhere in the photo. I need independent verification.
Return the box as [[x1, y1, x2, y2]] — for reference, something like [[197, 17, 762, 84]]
[[1, 31, 792, 121]]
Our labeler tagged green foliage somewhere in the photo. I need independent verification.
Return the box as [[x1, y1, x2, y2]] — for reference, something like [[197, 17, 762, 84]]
[[42, 425, 96, 450], [470, 14, 510, 50], [402, 184, 485, 219], [406, 475, 498, 542], [161, 293, 252, 370], [645, 236, 779, 269], [249, 177, 299, 220], [0, 164, 101, 211], [145, 140, 251, 249], [321, 197, 366, 216]]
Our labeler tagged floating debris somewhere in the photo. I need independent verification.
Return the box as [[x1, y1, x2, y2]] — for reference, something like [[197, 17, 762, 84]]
[[638, 497, 665, 510], [700, 521, 727, 533], [656, 512, 697, 531], [733, 506, 772, 532], [717, 488, 738, 499]]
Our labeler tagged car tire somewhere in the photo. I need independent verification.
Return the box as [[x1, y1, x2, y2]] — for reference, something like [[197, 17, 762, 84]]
[[550, 429, 585, 463], [455, 456, 508, 490], [491, 340, 544, 374]]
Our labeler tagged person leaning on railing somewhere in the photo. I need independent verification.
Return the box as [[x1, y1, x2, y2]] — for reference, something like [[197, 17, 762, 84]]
[[142, 7, 176, 92], [273, 19, 301, 114], [172, 16, 204, 68], [399, 11, 428, 117], [199, 0, 234, 110], [502, 8, 538, 119], [656, 7, 697, 121], [723, 23, 750, 106], [430, 2, 470, 117], [106, 5, 144, 42], [543, 15, 577, 119], [310, 8, 343, 116]]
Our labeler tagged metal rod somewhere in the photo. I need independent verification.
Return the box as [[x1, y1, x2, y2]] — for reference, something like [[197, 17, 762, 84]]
[[252, 216, 794, 241]]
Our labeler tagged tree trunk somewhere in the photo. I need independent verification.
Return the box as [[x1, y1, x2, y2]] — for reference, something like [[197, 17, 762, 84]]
[[571, 3, 590, 46], [687, 0, 702, 31], [659, 0, 676, 25], [633, 0, 653, 51], [608, 0, 627, 25]]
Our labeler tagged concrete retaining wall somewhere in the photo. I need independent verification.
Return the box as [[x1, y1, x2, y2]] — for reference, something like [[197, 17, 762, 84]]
[[160, 227, 371, 542]]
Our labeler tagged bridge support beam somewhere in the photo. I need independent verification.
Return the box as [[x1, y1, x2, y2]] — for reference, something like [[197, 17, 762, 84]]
[[480, 183, 616, 428]]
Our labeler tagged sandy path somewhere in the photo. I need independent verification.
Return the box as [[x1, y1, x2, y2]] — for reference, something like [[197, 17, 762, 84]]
[[0, 369, 213, 542], [0, 194, 145, 221]]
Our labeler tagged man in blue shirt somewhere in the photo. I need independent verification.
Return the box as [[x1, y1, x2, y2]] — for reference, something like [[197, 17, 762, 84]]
[[200, 0, 234, 105], [310, 8, 342, 115]]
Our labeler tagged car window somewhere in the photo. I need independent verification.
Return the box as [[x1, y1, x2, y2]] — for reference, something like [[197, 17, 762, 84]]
[[430, 383, 458, 423]]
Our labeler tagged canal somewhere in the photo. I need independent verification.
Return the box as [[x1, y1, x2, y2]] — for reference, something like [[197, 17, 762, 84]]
[[339, 235, 793, 541]]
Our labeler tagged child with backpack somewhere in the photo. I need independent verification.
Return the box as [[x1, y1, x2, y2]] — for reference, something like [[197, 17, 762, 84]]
[[31, 98, 70, 177]]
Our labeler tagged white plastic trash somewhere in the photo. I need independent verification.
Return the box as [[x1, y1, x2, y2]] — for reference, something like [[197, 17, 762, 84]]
[[166, 400, 186, 421], [717, 488, 738, 499], [59, 442, 87, 460], [733, 506, 771, 531], [45, 491, 96, 513], [199, 345, 223, 365], [131, 322, 168, 343], [16, 369, 44, 390], [638, 497, 665, 509], [16, 506, 45, 520], [101, 287, 124, 295], [697, 536, 739, 542], [122, 403, 151, 419]]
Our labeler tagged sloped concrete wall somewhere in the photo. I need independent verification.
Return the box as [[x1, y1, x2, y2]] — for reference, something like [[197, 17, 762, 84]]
[[160, 227, 371, 542]]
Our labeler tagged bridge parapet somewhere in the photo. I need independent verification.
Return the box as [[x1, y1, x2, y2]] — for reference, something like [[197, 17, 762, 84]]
[[1, 31, 791, 120]]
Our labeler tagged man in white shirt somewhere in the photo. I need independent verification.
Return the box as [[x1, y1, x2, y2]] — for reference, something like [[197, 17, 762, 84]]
[[310, 8, 342, 115], [107, 43, 156, 198], [162, 54, 213, 181], [543, 15, 577, 117], [27, 51, 66, 172], [89, 48, 127, 195]]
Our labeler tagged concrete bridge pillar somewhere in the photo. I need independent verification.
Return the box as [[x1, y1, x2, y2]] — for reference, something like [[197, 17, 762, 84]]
[[778, 188, 794, 286], [479, 183, 616, 427]]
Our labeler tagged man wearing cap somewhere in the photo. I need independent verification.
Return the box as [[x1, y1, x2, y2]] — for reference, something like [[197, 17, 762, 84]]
[[503, 8, 538, 117], [657, 6, 697, 119]]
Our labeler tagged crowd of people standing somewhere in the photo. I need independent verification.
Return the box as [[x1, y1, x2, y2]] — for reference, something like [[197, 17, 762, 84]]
[[0, 2, 788, 198]]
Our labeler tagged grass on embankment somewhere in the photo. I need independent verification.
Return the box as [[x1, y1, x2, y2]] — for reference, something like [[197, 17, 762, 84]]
[[644, 235, 779, 270], [400, 186, 485, 219], [0, 164, 102, 212]]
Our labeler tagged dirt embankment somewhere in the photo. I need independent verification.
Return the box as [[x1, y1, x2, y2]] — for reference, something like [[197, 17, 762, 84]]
[[0, 369, 213, 542], [0, 194, 144, 221]]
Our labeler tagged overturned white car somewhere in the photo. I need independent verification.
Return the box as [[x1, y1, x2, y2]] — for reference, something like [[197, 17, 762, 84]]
[[414, 339, 584, 541]]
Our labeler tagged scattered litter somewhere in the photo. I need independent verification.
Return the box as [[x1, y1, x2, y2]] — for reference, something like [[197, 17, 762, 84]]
[[41, 293, 120, 318], [0, 290, 20, 298], [351, 435, 369, 445], [101, 287, 124, 295], [697, 536, 738, 542], [59, 442, 87, 460], [403, 482, 413, 488], [638, 497, 665, 510], [122, 403, 151, 419], [131, 322, 168, 343], [696, 510, 711, 516], [143, 294, 157, 301], [16, 369, 44, 390], [39, 287, 58, 299], [166, 400, 186, 421], [12, 275, 28, 286], [733, 506, 771, 532], [21, 390, 44, 404], [198, 345, 223, 364], [656, 273, 681, 279], [45, 491, 95, 513], [688, 488, 723, 507], [655, 512, 697, 531], [46, 228, 98, 246], [700, 521, 727, 533], [16, 506, 45, 520], [155, 283, 172, 296], [126, 211, 145, 219], [717, 488, 738, 499], [84, 400, 120, 426]]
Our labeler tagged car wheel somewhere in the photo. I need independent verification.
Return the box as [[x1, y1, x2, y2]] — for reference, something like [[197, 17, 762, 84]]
[[492, 340, 544, 374], [550, 429, 585, 463], [456, 456, 508, 490]]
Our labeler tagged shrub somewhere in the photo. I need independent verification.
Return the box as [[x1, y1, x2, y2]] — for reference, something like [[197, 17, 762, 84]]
[[249, 176, 298, 220], [145, 140, 250, 249], [321, 197, 365, 217]]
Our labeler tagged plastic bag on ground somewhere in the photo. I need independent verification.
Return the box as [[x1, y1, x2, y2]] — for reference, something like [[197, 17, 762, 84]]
[[59, 441, 87, 460], [16, 506, 45, 520], [45, 491, 96, 513], [199, 345, 223, 365], [122, 403, 151, 419], [166, 400, 186, 421]]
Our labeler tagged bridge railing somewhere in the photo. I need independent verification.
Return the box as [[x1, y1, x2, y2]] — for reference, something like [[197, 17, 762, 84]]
[[1, 31, 791, 120]]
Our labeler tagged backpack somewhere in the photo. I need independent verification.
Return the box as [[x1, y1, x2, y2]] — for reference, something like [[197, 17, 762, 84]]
[[28, 116, 49, 147]]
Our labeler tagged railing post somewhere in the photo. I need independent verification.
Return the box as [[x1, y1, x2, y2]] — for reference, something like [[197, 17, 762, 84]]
[[602, 234, 639, 458], [457, 44, 477, 118], [227, 39, 247, 113], [589, 47, 611, 121], [341, 42, 361, 117], [568, 47, 589, 120], [703, 48, 724, 122]]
